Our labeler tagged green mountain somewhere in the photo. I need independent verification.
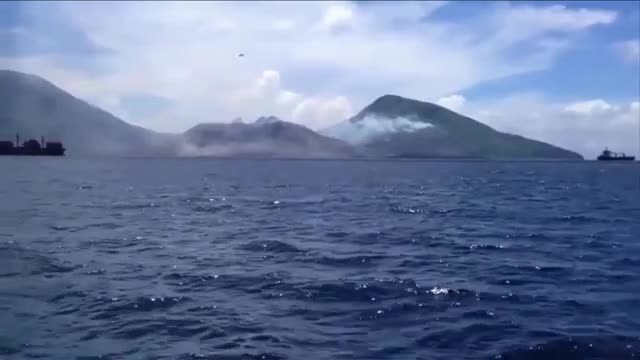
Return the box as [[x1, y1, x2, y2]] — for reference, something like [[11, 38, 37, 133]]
[[326, 94, 583, 160]]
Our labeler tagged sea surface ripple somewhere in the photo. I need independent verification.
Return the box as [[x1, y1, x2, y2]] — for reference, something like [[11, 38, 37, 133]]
[[1, 158, 639, 359]]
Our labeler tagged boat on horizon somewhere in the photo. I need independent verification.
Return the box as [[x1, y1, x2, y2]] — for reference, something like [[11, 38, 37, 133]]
[[0, 134, 65, 156], [597, 147, 635, 161]]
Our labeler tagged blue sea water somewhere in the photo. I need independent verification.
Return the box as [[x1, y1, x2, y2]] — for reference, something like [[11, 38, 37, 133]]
[[0, 158, 639, 360]]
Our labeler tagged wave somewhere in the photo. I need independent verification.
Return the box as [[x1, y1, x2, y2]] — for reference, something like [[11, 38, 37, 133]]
[[193, 204, 234, 213], [178, 352, 286, 360], [90, 295, 191, 320], [238, 240, 305, 254], [496, 335, 639, 360], [0, 244, 78, 277], [314, 255, 387, 267]]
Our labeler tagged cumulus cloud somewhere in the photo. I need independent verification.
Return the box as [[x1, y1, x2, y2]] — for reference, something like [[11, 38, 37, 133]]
[[614, 39, 640, 64], [437, 94, 466, 111], [292, 96, 354, 130], [317, 3, 355, 33], [564, 99, 616, 114], [0, 0, 628, 137], [254, 70, 299, 105]]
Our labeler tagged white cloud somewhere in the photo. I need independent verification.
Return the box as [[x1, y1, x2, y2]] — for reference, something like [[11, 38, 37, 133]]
[[564, 99, 616, 114], [0, 1, 626, 135], [292, 96, 353, 130], [486, 3, 616, 49], [317, 3, 355, 33], [256, 70, 289, 100], [497, 4, 616, 33], [463, 95, 640, 159], [437, 94, 466, 111], [614, 39, 640, 64], [272, 19, 295, 32]]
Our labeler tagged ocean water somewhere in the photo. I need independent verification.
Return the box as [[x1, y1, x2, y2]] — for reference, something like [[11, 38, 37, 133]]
[[1, 158, 639, 360]]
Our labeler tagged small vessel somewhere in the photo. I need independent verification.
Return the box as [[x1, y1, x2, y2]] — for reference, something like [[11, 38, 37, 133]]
[[597, 147, 635, 161], [0, 134, 65, 156]]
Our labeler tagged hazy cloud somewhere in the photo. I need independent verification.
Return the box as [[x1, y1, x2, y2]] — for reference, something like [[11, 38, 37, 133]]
[[464, 95, 640, 159], [325, 115, 433, 145], [317, 3, 354, 33], [614, 39, 640, 64], [564, 99, 616, 114], [437, 94, 466, 111], [272, 19, 295, 32]]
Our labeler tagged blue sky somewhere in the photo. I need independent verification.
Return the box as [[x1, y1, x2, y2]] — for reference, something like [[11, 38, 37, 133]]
[[0, 1, 638, 157], [458, 1, 640, 102]]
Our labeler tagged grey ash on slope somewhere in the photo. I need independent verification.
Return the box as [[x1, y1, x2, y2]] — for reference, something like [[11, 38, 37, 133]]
[[181, 116, 355, 158], [0, 70, 354, 158], [1, 70, 581, 159]]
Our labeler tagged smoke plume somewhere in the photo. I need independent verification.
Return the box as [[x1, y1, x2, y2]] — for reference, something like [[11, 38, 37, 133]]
[[324, 115, 434, 145]]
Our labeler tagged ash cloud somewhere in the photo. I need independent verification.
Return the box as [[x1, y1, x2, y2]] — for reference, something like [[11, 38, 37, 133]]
[[324, 115, 434, 145]]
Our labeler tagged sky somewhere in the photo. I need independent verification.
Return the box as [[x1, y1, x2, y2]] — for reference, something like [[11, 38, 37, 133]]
[[0, 0, 638, 158]]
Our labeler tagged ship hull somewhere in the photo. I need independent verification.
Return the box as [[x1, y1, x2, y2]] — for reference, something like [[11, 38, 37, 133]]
[[0, 150, 65, 156], [1, 136, 66, 156], [597, 156, 635, 161]]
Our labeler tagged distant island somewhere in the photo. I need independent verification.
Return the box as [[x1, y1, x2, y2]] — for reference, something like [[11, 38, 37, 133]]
[[0, 70, 582, 160]]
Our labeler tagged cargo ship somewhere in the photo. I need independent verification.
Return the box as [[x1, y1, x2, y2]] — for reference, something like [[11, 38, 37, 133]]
[[596, 147, 635, 161], [0, 134, 65, 156]]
